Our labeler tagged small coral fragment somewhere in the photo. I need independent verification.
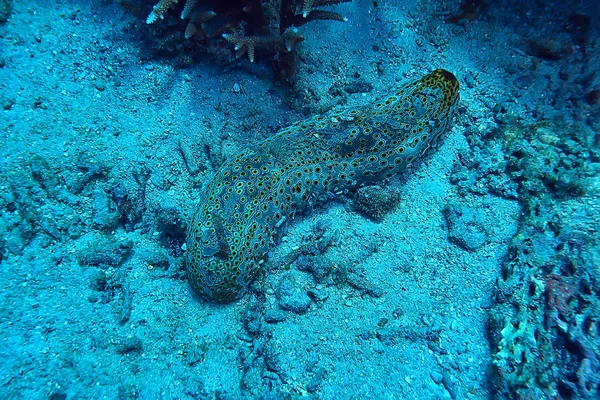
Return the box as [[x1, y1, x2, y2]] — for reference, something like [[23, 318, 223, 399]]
[[189, 10, 216, 24], [223, 29, 303, 63], [282, 27, 304, 51], [184, 22, 198, 40], [146, 0, 208, 23], [183, 11, 215, 39], [302, 0, 351, 18], [180, 0, 198, 19], [146, 0, 178, 24], [303, 10, 347, 23], [222, 32, 257, 62], [302, 0, 315, 17]]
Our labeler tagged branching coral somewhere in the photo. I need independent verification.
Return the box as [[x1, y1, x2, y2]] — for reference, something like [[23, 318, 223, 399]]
[[146, 0, 178, 24], [180, 0, 198, 19], [133, 0, 352, 79], [145, 0, 203, 23], [183, 10, 216, 39], [301, 0, 350, 19], [223, 27, 304, 62]]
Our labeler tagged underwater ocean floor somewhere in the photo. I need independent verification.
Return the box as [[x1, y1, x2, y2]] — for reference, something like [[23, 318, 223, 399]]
[[1, 0, 600, 399]]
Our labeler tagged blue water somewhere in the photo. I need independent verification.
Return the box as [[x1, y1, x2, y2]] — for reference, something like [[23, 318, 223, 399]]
[[1, 0, 598, 398]]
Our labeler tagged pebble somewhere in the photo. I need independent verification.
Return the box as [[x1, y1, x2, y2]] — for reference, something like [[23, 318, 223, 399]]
[[307, 288, 329, 302], [93, 78, 106, 91], [431, 371, 444, 384], [514, 75, 533, 89], [442, 370, 457, 398], [450, 319, 459, 331]]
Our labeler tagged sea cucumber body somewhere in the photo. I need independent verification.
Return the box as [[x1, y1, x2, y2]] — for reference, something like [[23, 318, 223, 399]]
[[186, 69, 460, 303]]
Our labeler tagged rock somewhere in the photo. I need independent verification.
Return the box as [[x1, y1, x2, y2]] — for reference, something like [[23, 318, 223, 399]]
[[353, 185, 402, 222], [513, 75, 533, 89], [93, 78, 106, 91], [92, 187, 120, 231], [77, 233, 133, 268], [344, 81, 373, 94], [0, 0, 12, 24], [264, 308, 287, 323], [307, 288, 329, 302], [116, 337, 143, 355], [527, 37, 573, 60], [277, 273, 311, 314], [346, 270, 383, 298], [308, 368, 326, 393], [443, 204, 488, 251], [242, 298, 263, 336], [294, 255, 331, 283]]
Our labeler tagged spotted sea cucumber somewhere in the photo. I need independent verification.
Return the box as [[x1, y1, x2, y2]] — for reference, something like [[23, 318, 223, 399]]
[[186, 69, 460, 303]]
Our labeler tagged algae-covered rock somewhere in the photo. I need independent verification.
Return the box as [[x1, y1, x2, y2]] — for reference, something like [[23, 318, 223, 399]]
[[443, 203, 488, 251], [457, 117, 600, 398], [353, 185, 402, 222], [277, 273, 312, 314], [92, 187, 121, 232], [77, 233, 133, 269]]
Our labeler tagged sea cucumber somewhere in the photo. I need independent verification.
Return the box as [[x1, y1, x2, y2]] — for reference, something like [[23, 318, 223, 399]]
[[186, 69, 460, 303]]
